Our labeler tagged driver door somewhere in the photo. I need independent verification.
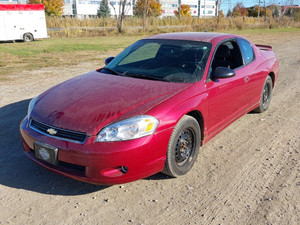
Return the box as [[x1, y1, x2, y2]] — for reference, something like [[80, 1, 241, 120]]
[[206, 39, 252, 139]]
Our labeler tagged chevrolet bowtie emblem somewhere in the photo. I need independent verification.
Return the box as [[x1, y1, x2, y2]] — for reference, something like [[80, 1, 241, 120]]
[[47, 128, 57, 135]]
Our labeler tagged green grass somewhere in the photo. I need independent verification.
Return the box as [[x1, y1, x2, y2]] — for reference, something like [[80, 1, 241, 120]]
[[0, 36, 140, 56], [0, 27, 299, 77], [0, 36, 142, 75]]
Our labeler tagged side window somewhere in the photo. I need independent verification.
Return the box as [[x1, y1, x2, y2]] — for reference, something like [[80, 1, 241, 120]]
[[211, 40, 243, 71], [237, 38, 254, 64]]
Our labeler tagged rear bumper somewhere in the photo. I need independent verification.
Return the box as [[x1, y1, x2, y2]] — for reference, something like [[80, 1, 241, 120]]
[[20, 117, 172, 185]]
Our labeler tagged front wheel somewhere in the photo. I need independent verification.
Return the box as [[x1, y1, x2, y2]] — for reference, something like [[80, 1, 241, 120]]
[[162, 115, 201, 177], [253, 75, 273, 113]]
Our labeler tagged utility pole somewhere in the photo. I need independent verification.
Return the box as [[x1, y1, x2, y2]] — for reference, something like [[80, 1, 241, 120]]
[[204, 0, 206, 18], [258, 0, 260, 18], [216, 0, 222, 22], [178, 0, 181, 19], [264, 0, 266, 21]]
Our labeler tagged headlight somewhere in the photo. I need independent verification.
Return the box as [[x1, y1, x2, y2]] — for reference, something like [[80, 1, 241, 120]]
[[95, 115, 159, 142], [27, 95, 39, 118]]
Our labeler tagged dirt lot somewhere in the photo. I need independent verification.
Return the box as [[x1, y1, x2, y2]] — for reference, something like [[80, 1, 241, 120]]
[[0, 32, 299, 225]]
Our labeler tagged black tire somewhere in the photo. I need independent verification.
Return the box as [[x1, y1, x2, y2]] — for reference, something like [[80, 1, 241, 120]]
[[162, 115, 201, 177], [253, 75, 273, 113], [23, 33, 34, 42]]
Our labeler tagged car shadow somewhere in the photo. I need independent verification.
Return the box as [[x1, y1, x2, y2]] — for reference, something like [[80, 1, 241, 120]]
[[0, 99, 109, 196], [144, 172, 173, 181]]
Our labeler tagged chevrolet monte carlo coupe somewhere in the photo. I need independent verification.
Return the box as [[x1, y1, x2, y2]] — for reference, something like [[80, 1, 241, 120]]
[[20, 32, 279, 185]]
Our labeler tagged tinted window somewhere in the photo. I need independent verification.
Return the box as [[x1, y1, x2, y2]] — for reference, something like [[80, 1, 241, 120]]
[[212, 40, 243, 71], [238, 38, 254, 64]]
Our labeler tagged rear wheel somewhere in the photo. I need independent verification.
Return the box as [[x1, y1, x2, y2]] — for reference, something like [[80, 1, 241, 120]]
[[253, 75, 272, 113], [23, 33, 34, 42], [162, 115, 201, 177]]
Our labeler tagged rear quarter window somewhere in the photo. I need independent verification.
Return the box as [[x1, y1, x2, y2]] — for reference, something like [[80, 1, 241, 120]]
[[237, 38, 255, 64]]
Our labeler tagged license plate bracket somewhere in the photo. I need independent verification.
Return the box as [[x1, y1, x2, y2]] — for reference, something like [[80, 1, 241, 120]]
[[34, 141, 58, 165]]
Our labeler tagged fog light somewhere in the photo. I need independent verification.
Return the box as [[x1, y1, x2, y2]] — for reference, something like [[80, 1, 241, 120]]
[[100, 166, 129, 178]]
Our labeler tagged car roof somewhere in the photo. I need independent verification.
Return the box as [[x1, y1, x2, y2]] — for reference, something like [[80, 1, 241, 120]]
[[146, 32, 241, 44]]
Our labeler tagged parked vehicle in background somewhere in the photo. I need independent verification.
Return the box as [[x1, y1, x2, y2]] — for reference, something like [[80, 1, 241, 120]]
[[0, 4, 48, 42]]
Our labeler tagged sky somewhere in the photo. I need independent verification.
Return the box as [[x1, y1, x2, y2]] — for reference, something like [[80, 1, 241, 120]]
[[220, 0, 300, 14]]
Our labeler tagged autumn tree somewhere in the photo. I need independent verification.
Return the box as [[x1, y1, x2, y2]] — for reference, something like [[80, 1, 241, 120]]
[[135, 0, 162, 30], [218, 10, 224, 18], [175, 4, 191, 17], [248, 5, 272, 17], [135, 0, 162, 17], [98, 0, 110, 18], [27, 0, 64, 16], [27, 0, 41, 3], [232, 2, 249, 17]]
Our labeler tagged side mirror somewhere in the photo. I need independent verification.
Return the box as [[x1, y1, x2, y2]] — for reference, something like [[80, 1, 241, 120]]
[[105, 56, 115, 65], [213, 67, 236, 79]]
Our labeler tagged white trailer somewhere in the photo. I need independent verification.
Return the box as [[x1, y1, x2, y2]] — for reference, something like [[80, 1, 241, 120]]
[[0, 4, 48, 42]]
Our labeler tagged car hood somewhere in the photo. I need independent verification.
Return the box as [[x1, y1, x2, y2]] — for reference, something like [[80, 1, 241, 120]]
[[31, 71, 192, 135]]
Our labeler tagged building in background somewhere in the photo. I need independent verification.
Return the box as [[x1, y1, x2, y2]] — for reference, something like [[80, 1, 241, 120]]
[[199, 0, 216, 17], [160, 0, 217, 17], [63, 0, 133, 18], [0, 0, 216, 17]]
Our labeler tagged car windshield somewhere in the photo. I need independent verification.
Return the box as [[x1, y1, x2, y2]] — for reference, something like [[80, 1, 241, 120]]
[[102, 39, 212, 83]]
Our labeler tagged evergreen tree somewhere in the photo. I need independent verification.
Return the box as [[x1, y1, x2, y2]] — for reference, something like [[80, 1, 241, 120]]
[[227, 9, 232, 17], [98, 0, 110, 18], [273, 6, 279, 17]]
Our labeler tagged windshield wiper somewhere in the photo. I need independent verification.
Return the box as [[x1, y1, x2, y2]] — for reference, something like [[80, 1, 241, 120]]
[[101, 67, 122, 76], [126, 73, 167, 82]]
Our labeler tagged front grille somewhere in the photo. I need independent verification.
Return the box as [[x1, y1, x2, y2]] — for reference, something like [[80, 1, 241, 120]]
[[30, 119, 87, 143], [58, 161, 85, 173]]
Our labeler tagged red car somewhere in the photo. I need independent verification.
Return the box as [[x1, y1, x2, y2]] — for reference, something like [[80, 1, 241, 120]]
[[20, 32, 279, 185]]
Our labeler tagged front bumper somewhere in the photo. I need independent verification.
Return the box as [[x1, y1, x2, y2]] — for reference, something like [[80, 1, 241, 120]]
[[20, 117, 172, 185]]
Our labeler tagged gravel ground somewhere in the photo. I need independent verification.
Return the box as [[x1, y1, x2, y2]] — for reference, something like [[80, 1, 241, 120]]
[[0, 32, 299, 225]]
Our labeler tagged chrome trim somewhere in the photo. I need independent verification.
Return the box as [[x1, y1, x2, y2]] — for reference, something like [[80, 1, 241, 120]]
[[29, 119, 87, 144]]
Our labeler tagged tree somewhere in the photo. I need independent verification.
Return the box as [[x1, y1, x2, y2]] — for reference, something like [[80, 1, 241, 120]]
[[218, 10, 225, 18], [27, 0, 64, 16], [216, 0, 223, 22], [273, 6, 280, 17], [280, 0, 295, 17], [135, 0, 161, 30], [284, 7, 300, 20], [110, 0, 130, 33], [174, 4, 191, 17], [248, 5, 272, 17], [248, 5, 263, 17], [98, 0, 110, 18], [135, 0, 162, 17], [232, 2, 249, 17]]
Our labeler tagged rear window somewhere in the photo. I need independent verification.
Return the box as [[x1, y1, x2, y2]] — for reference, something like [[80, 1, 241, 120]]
[[237, 38, 254, 64]]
